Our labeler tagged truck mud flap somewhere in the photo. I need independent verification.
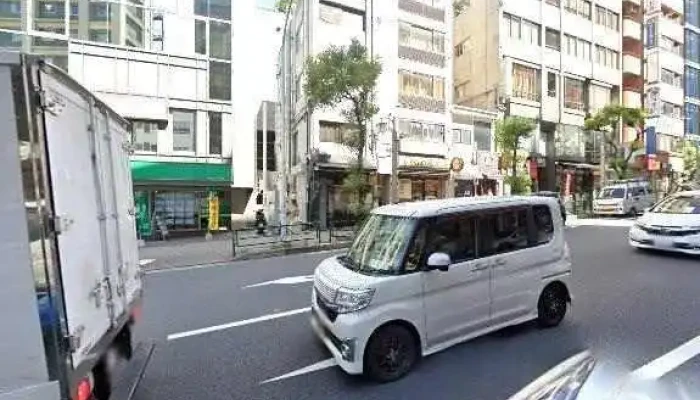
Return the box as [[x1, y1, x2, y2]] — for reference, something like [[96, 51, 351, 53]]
[[108, 341, 155, 400]]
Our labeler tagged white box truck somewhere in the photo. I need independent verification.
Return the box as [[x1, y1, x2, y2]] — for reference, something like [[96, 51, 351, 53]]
[[0, 54, 149, 400]]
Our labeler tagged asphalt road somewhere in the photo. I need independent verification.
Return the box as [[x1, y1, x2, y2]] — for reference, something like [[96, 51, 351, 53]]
[[132, 226, 700, 400]]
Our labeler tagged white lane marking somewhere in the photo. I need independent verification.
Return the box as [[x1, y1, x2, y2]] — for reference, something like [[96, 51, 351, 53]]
[[243, 275, 314, 289], [630, 334, 700, 380], [567, 218, 635, 228], [139, 259, 155, 266], [260, 358, 337, 384], [167, 307, 310, 341]]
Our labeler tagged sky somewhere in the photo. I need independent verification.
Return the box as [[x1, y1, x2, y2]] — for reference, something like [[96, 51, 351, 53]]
[[257, 0, 277, 10]]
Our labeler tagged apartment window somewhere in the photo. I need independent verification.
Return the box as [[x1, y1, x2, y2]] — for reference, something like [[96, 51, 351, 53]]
[[195, 0, 231, 20], [172, 110, 196, 152], [686, 103, 700, 135], [686, 66, 700, 99], [152, 14, 164, 50], [319, 122, 354, 143], [399, 70, 445, 100], [195, 20, 206, 55], [686, 30, 700, 63], [545, 28, 560, 50], [595, 6, 618, 31], [564, 78, 585, 110], [452, 128, 471, 144], [565, 0, 591, 19], [37, 1, 65, 18], [454, 41, 465, 57], [473, 121, 493, 151], [131, 120, 159, 152], [209, 61, 231, 100], [89, 29, 110, 43], [660, 69, 682, 88], [547, 72, 556, 97], [209, 112, 222, 155], [399, 22, 446, 53], [589, 84, 611, 112], [256, 129, 277, 171], [595, 45, 618, 69], [660, 35, 683, 56], [689, 0, 700, 29], [209, 21, 231, 60], [645, 21, 657, 48], [398, 120, 446, 143], [89, 2, 110, 20], [0, 1, 21, 17], [512, 64, 540, 101], [564, 35, 591, 60], [502, 13, 541, 45]]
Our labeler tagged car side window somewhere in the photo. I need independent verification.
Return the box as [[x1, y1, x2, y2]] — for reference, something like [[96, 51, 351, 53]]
[[478, 207, 529, 257], [533, 205, 554, 245], [404, 222, 428, 273], [425, 213, 477, 264]]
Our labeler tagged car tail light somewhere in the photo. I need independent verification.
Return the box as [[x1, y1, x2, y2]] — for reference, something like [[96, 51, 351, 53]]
[[75, 377, 92, 400]]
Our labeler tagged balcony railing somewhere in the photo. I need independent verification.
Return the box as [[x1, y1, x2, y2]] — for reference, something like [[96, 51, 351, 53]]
[[398, 94, 446, 113], [398, 46, 445, 67], [398, 0, 445, 22]]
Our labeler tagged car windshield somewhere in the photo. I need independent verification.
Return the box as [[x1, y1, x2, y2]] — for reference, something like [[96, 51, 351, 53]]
[[650, 194, 700, 214], [343, 214, 417, 275], [598, 188, 626, 199]]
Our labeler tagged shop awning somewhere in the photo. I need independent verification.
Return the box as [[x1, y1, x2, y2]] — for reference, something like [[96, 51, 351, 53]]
[[130, 161, 232, 184]]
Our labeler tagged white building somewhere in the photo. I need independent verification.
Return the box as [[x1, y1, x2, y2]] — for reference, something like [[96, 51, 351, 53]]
[[455, 0, 635, 193], [278, 0, 499, 226]]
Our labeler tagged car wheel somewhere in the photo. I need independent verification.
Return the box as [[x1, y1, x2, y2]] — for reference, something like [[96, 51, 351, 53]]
[[364, 324, 418, 383], [537, 285, 568, 328], [629, 207, 638, 217]]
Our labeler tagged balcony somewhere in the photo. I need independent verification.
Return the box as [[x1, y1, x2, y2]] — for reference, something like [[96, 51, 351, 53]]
[[398, 94, 446, 113], [659, 17, 684, 44], [622, 54, 641, 75], [398, 46, 445, 68], [398, 0, 445, 22], [623, 0, 641, 6], [622, 19, 641, 40], [622, 37, 643, 58], [623, 74, 644, 92], [622, 90, 642, 108]]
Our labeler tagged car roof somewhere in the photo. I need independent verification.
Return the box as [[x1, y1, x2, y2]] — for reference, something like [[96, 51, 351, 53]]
[[373, 196, 557, 218]]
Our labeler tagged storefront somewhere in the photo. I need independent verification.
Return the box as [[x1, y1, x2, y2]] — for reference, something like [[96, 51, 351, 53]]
[[131, 160, 233, 239]]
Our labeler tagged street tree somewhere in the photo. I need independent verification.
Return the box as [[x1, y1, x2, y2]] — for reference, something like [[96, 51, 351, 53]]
[[274, 0, 295, 13], [454, 0, 469, 16], [677, 140, 700, 190], [304, 39, 381, 214], [495, 116, 535, 194], [584, 105, 645, 180]]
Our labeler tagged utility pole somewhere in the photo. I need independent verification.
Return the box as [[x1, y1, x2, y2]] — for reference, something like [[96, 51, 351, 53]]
[[390, 116, 399, 204]]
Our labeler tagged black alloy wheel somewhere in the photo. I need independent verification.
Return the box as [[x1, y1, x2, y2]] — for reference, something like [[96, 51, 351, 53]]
[[364, 324, 418, 382], [537, 285, 568, 328]]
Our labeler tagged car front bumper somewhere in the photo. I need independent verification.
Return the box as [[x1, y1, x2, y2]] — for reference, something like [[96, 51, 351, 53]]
[[629, 227, 700, 256]]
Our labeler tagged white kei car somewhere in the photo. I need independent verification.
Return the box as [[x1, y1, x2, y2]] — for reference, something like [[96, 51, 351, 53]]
[[628, 191, 700, 255]]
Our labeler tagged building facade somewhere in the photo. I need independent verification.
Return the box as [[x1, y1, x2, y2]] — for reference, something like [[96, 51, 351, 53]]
[[278, 0, 501, 226], [685, 0, 700, 143], [2, 0, 283, 237], [454, 0, 634, 195]]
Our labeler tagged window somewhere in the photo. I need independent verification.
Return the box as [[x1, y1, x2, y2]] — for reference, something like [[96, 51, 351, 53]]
[[37, 1, 65, 18], [512, 63, 540, 101], [686, 67, 700, 99], [208, 112, 222, 155], [545, 28, 560, 50], [564, 35, 591, 60], [595, 6, 618, 30], [685, 103, 700, 135], [452, 127, 471, 144], [478, 208, 530, 257], [426, 214, 477, 263], [564, 78, 584, 110], [89, 2, 110, 20], [399, 22, 445, 53], [589, 84, 611, 112], [533, 205, 554, 245], [645, 21, 656, 48], [399, 70, 445, 100], [473, 121, 492, 151], [660, 102, 682, 119], [195, 20, 206, 55], [256, 129, 276, 171], [661, 35, 683, 56], [503, 13, 541, 45], [131, 120, 159, 152], [195, 0, 231, 20], [0, 1, 21, 17], [454, 41, 465, 57], [595, 45, 618, 69], [320, 122, 355, 143], [89, 29, 110, 43], [688, 0, 700, 29], [152, 14, 164, 50], [565, 0, 591, 19], [686, 30, 700, 63], [505, 13, 521, 39], [547, 72, 556, 97], [546, 0, 560, 6], [209, 21, 231, 59], [397, 120, 446, 142], [209, 61, 231, 100], [660, 69, 682, 88], [171, 110, 196, 152]]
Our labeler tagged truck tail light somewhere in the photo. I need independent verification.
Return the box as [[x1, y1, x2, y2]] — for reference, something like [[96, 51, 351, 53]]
[[75, 377, 92, 400]]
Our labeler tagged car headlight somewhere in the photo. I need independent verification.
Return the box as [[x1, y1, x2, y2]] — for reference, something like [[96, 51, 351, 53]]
[[334, 287, 375, 314]]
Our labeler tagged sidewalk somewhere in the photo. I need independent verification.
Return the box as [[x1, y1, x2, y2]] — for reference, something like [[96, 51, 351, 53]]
[[139, 231, 352, 271]]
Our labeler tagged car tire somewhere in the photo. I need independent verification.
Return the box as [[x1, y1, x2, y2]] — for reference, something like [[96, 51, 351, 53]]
[[364, 324, 418, 383], [537, 285, 568, 328], [629, 207, 638, 217]]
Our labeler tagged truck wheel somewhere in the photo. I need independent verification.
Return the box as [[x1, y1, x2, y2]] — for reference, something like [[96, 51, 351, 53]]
[[92, 359, 112, 400]]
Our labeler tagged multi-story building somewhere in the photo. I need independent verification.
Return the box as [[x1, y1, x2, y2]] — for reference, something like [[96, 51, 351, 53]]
[[454, 0, 630, 193], [1, 0, 283, 237], [278, 0, 500, 226], [644, 0, 685, 156], [685, 0, 700, 142]]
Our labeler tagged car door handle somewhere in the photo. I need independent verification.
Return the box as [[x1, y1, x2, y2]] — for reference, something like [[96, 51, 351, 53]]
[[472, 262, 489, 271], [493, 258, 507, 267]]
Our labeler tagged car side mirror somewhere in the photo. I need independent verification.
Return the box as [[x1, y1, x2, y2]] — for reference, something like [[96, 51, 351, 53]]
[[426, 252, 451, 272]]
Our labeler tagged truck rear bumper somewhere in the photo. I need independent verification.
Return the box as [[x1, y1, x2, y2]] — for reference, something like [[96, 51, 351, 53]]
[[108, 341, 155, 400]]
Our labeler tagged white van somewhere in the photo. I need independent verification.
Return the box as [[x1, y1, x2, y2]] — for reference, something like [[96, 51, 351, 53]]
[[310, 196, 572, 382], [593, 180, 655, 216]]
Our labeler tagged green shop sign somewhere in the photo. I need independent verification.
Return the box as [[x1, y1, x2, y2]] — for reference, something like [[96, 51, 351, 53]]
[[134, 192, 152, 237]]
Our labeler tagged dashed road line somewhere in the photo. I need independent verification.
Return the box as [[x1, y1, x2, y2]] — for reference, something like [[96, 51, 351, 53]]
[[261, 358, 337, 384], [243, 275, 314, 289]]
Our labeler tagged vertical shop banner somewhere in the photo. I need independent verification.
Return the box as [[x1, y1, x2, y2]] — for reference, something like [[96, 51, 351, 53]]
[[208, 192, 220, 231], [134, 192, 152, 237], [645, 126, 657, 155]]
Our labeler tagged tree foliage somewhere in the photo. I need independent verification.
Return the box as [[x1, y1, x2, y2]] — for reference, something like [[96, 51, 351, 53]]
[[304, 39, 381, 210], [584, 105, 646, 180], [453, 0, 469, 16], [495, 117, 535, 183], [674, 140, 700, 190], [274, 0, 295, 13]]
